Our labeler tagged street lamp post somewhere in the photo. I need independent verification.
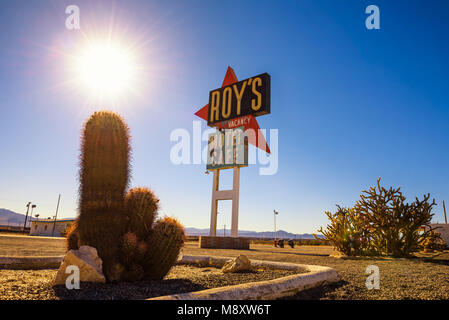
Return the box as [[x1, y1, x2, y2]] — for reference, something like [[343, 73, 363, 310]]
[[273, 210, 279, 246]]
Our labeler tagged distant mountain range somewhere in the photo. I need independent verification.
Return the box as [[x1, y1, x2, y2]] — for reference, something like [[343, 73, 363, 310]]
[[0, 208, 71, 227], [0, 208, 33, 226], [185, 227, 323, 239], [0, 208, 322, 238]]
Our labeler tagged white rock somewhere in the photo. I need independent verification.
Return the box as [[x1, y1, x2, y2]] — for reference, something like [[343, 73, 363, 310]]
[[221, 255, 252, 273], [53, 245, 106, 286]]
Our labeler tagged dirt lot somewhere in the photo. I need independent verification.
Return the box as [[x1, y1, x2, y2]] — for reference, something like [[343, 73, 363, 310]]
[[0, 233, 66, 256], [1, 235, 448, 300]]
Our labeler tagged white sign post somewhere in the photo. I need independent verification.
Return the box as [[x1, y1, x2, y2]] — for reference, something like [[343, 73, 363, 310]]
[[209, 167, 240, 237]]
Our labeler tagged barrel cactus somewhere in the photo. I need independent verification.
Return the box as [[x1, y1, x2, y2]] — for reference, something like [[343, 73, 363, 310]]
[[143, 217, 185, 280], [120, 188, 184, 281], [76, 111, 131, 281], [124, 187, 159, 238], [66, 111, 185, 283]]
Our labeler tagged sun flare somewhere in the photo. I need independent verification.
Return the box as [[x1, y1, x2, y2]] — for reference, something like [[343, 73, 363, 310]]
[[73, 40, 139, 101]]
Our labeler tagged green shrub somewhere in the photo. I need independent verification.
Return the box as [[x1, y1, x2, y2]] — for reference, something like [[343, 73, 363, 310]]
[[318, 206, 368, 256], [320, 178, 436, 257]]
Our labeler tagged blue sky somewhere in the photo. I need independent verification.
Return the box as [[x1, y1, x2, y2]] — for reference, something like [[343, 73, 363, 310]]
[[0, 0, 448, 234]]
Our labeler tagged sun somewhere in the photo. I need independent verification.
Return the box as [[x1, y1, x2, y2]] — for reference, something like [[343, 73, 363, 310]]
[[73, 40, 139, 100]]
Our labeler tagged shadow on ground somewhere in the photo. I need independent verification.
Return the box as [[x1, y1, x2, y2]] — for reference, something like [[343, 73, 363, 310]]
[[278, 280, 348, 300], [53, 279, 206, 300]]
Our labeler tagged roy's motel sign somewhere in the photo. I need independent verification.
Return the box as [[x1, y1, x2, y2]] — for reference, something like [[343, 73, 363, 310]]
[[206, 72, 270, 170], [195, 67, 271, 239], [207, 73, 270, 126]]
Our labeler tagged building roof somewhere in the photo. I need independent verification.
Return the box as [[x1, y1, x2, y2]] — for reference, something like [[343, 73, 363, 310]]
[[31, 218, 75, 223]]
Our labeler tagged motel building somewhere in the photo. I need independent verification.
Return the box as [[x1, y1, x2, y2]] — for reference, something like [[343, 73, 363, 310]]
[[29, 218, 75, 237]]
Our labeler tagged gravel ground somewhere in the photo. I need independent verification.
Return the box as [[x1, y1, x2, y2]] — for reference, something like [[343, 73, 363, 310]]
[[184, 243, 449, 300], [2, 236, 448, 300], [0, 265, 297, 300]]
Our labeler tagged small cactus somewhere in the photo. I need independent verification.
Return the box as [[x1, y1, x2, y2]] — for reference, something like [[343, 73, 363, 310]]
[[143, 217, 185, 280], [124, 187, 159, 238]]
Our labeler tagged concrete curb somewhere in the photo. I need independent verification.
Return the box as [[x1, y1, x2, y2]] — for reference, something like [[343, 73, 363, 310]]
[[150, 255, 340, 300], [0, 256, 63, 269]]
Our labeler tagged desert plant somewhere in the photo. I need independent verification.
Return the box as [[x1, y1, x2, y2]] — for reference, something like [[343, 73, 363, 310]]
[[419, 230, 447, 252], [143, 217, 185, 280], [76, 111, 131, 281], [124, 187, 159, 238], [354, 178, 436, 257], [318, 206, 368, 256], [70, 111, 185, 282], [320, 178, 437, 257]]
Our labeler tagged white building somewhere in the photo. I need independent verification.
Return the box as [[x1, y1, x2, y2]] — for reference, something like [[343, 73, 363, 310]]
[[30, 219, 75, 237]]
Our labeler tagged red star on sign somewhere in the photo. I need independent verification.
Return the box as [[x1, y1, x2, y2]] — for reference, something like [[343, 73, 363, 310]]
[[194, 67, 271, 154]]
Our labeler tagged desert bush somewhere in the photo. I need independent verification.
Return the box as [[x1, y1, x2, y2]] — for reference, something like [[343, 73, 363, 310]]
[[319, 178, 436, 257], [318, 206, 369, 256], [354, 178, 435, 257], [419, 230, 447, 252]]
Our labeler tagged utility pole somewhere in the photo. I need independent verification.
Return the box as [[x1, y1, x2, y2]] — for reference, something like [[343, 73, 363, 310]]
[[223, 224, 226, 237], [52, 194, 61, 237], [443, 200, 447, 224], [23, 202, 31, 233]]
